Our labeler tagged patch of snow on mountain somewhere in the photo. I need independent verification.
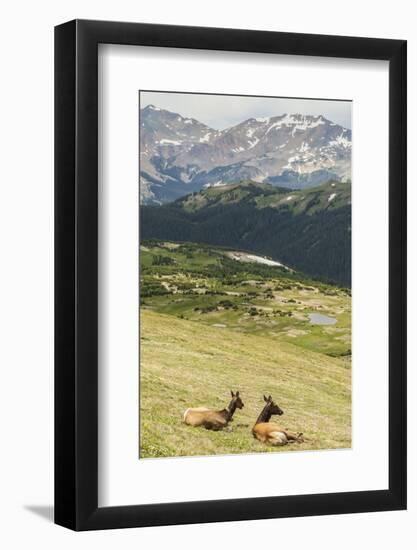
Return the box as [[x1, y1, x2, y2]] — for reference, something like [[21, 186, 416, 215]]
[[264, 114, 326, 136], [227, 251, 287, 268], [265, 121, 285, 135], [159, 139, 182, 145], [328, 132, 351, 149], [204, 180, 227, 189], [287, 155, 300, 164], [283, 149, 320, 174], [328, 193, 337, 202], [184, 119, 193, 124], [248, 137, 260, 149], [199, 132, 212, 143]]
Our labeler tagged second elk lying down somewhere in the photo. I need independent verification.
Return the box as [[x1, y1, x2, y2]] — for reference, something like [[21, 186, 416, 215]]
[[183, 391, 244, 430], [252, 395, 304, 446]]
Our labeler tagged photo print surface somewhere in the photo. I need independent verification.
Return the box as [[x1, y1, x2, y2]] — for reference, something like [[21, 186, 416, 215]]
[[139, 91, 352, 459]]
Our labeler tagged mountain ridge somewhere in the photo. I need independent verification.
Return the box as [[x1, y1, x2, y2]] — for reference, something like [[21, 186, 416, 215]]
[[140, 180, 351, 286], [140, 105, 351, 205]]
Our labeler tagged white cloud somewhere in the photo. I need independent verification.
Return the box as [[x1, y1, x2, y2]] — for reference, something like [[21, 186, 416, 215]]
[[140, 91, 352, 130]]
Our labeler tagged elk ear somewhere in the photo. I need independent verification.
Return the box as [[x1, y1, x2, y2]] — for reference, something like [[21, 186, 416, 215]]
[[264, 395, 268, 402], [231, 390, 235, 397], [236, 391, 239, 397], [268, 395, 272, 402]]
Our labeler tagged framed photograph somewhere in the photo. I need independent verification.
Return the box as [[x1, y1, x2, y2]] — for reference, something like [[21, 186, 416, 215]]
[[55, 20, 407, 530]]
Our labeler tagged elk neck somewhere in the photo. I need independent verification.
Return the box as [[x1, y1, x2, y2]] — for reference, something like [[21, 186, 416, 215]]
[[255, 405, 272, 425], [222, 398, 238, 422]]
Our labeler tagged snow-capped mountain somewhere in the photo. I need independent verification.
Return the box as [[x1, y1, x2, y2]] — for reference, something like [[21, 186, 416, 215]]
[[140, 105, 351, 204]]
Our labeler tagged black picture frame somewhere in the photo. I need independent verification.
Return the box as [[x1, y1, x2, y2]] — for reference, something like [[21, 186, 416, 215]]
[[55, 19, 407, 531]]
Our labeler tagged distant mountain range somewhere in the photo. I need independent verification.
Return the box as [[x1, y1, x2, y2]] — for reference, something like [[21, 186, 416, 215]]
[[140, 105, 351, 205], [141, 180, 351, 286]]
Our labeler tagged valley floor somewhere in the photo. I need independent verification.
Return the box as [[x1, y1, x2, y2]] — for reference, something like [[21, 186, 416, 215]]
[[139, 241, 351, 458]]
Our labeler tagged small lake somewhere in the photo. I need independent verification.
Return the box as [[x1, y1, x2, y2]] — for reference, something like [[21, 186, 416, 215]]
[[308, 313, 337, 325]]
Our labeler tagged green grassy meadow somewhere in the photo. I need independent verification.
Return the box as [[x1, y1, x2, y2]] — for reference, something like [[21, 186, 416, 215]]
[[139, 241, 351, 458]]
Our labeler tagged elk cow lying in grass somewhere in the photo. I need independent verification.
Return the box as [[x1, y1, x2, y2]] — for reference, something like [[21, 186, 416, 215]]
[[183, 391, 244, 430], [252, 395, 304, 446]]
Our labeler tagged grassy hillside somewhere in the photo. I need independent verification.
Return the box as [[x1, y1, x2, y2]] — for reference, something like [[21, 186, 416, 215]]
[[140, 310, 351, 458], [139, 241, 351, 458], [141, 180, 351, 286]]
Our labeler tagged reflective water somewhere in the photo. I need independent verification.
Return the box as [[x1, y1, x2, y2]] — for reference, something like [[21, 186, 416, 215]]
[[308, 313, 337, 325]]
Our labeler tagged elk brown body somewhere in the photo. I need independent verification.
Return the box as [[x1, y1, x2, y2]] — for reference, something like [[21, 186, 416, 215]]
[[183, 391, 244, 430], [252, 395, 304, 446]]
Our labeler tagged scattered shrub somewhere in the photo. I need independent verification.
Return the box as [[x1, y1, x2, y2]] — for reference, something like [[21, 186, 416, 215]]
[[152, 254, 175, 266]]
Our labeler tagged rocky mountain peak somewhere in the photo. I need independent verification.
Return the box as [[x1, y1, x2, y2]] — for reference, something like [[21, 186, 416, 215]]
[[139, 106, 351, 205]]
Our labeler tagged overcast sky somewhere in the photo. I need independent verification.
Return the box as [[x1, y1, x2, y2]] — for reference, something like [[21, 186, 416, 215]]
[[140, 91, 352, 130]]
